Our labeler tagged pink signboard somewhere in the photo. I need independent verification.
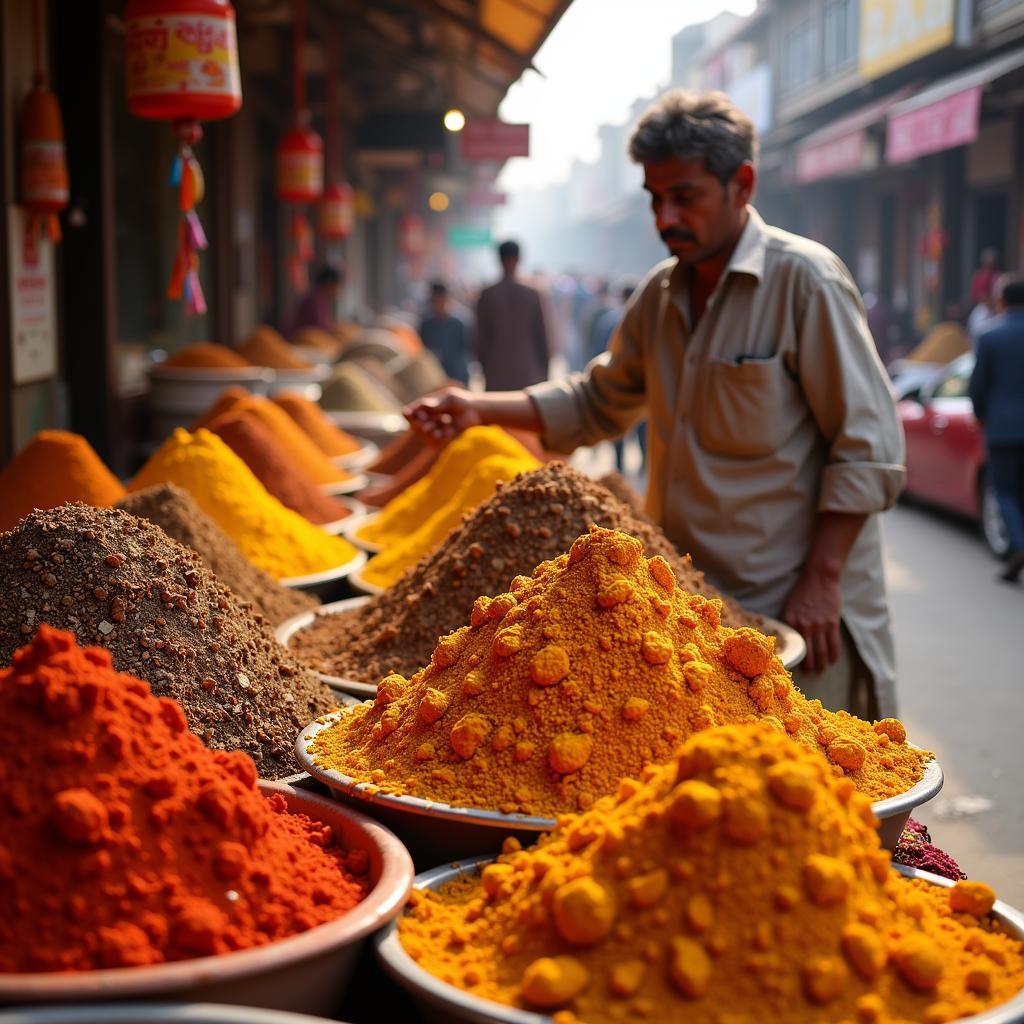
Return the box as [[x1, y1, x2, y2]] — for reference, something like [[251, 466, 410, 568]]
[[460, 119, 530, 161], [796, 129, 869, 183], [886, 86, 982, 164]]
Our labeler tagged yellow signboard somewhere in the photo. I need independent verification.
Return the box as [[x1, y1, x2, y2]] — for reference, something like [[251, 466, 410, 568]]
[[860, 0, 956, 80]]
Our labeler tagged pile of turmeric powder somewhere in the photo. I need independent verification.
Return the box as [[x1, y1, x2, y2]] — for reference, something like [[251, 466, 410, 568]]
[[398, 722, 1024, 1023], [309, 527, 927, 814], [0, 430, 125, 533], [130, 428, 357, 579]]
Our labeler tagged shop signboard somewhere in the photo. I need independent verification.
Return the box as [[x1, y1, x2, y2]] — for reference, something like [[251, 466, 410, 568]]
[[447, 225, 493, 248], [886, 84, 981, 163], [460, 119, 530, 161], [797, 131, 874, 183], [7, 206, 57, 385], [860, 0, 957, 80]]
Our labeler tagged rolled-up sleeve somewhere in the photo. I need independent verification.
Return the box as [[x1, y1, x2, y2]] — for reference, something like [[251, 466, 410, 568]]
[[527, 288, 649, 454], [797, 273, 906, 514]]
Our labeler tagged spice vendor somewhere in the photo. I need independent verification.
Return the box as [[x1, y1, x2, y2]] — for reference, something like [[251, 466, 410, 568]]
[[407, 90, 905, 718]]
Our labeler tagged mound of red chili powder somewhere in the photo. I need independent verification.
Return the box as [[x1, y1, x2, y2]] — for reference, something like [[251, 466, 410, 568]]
[[0, 626, 369, 973]]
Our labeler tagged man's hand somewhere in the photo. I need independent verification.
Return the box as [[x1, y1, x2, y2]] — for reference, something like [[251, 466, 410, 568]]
[[780, 568, 842, 674], [404, 387, 484, 443]]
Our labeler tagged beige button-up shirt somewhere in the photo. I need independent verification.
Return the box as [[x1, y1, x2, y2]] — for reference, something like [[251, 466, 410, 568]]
[[527, 207, 905, 715]]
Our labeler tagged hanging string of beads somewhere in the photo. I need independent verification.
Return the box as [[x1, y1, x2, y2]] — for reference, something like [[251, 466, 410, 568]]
[[123, 0, 242, 314]]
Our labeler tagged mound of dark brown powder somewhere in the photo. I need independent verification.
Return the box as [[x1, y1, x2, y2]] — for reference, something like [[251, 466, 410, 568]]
[[117, 484, 317, 626], [0, 504, 335, 778], [290, 463, 763, 683]]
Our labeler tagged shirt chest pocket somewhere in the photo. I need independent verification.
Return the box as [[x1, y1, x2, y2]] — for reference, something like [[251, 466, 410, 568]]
[[697, 352, 799, 458]]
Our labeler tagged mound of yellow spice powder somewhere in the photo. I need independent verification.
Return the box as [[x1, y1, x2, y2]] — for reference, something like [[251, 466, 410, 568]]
[[309, 527, 926, 814], [356, 426, 539, 547], [361, 453, 542, 588], [130, 428, 358, 579], [398, 723, 1024, 1024]]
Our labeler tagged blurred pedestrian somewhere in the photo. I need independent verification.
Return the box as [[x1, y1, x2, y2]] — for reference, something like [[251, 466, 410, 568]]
[[969, 274, 1024, 583], [407, 90, 905, 719], [475, 240, 551, 390], [419, 281, 470, 386], [287, 264, 344, 338], [970, 248, 1000, 307]]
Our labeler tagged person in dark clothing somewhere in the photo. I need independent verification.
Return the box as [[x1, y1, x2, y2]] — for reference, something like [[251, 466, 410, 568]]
[[475, 240, 551, 390], [970, 274, 1024, 582], [287, 264, 344, 338], [419, 281, 470, 385]]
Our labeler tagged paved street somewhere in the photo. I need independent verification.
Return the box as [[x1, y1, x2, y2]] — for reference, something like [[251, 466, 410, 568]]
[[884, 501, 1024, 906]]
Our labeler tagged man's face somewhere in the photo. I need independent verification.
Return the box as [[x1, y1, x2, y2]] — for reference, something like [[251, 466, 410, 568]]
[[431, 292, 448, 316], [643, 156, 754, 267]]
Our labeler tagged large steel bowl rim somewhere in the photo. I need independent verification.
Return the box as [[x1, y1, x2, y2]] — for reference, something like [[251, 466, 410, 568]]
[[336, 441, 381, 472], [0, 1003, 355, 1024], [347, 566, 386, 596], [298, 710, 941, 832], [279, 548, 367, 590], [338, 511, 385, 554], [0, 782, 414, 1001], [761, 615, 806, 670], [872, 745, 943, 822], [321, 473, 369, 497], [149, 366, 274, 382], [374, 858, 1024, 1024], [296, 714, 556, 832]]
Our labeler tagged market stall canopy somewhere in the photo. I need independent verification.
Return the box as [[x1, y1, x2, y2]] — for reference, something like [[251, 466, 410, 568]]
[[240, 0, 573, 118]]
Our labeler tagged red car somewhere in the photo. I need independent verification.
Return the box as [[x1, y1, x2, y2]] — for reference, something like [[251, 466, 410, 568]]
[[897, 354, 1009, 556]]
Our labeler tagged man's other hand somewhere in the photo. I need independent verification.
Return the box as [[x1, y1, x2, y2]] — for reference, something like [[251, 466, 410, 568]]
[[404, 387, 484, 443], [780, 569, 842, 674]]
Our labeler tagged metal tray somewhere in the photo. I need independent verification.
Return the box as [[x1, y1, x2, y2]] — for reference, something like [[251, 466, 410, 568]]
[[335, 441, 381, 472], [280, 549, 367, 603], [321, 473, 369, 497], [338, 511, 385, 554]]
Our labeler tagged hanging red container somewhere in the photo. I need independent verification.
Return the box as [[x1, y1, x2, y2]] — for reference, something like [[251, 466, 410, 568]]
[[277, 125, 324, 204], [318, 180, 354, 240], [399, 213, 425, 258], [20, 85, 69, 242], [124, 0, 242, 122]]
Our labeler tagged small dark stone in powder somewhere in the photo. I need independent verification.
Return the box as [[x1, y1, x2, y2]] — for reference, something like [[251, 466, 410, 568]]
[[0, 504, 336, 778]]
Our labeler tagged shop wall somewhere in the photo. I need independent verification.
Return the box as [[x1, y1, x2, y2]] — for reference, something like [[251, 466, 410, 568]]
[[1, 0, 62, 460]]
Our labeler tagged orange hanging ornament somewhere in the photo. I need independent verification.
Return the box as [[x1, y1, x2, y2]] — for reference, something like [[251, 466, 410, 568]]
[[19, 1, 68, 243]]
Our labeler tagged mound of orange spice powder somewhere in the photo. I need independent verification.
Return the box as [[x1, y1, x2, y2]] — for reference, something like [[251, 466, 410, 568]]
[[398, 723, 1024, 1023], [0, 626, 369, 973], [308, 527, 927, 816]]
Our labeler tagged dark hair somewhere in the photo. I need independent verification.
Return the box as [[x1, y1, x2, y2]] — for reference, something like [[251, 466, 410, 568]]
[[628, 89, 757, 186], [1000, 273, 1024, 307], [314, 264, 344, 287], [498, 240, 520, 263], [429, 280, 448, 297]]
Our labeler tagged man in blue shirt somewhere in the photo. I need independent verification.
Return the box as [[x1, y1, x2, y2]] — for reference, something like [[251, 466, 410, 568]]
[[419, 281, 470, 385], [970, 274, 1024, 582]]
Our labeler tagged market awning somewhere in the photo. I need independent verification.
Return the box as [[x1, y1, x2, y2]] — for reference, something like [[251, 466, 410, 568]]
[[886, 45, 1024, 164], [794, 86, 915, 184]]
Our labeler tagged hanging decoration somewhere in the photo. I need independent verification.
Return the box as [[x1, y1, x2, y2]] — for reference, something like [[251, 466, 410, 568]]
[[318, 20, 354, 242], [276, 0, 323, 292], [124, 0, 242, 315], [19, 0, 69, 242]]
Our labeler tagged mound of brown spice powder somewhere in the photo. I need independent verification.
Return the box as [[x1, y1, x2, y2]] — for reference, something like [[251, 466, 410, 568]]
[[0, 504, 336, 778], [116, 484, 317, 626], [308, 527, 927, 815], [290, 464, 762, 683]]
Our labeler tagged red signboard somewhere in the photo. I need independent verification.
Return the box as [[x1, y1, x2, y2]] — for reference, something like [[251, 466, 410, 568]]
[[460, 119, 530, 161], [796, 130, 869, 183], [886, 86, 982, 164]]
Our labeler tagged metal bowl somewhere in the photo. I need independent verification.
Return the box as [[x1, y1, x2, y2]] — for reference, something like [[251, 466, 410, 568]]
[[873, 748, 944, 849], [296, 714, 554, 867], [0, 1004, 351, 1024], [347, 566, 386, 596], [265, 365, 331, 401], [0, 782, 414, 1015], [319, 496, 366, 537], [335, 441, 381, 472], [374, 857, 1024, 1024], [275, 596, 376, 700], [280, 549, 367, 603], [325, 411, 409, 447], [760, 615, 806, 670], [321, 473, 369, 497], [338, 511, 385, 554]]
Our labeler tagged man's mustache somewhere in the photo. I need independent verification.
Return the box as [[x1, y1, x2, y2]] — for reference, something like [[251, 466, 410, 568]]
[[660, 229, 696, 244]]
